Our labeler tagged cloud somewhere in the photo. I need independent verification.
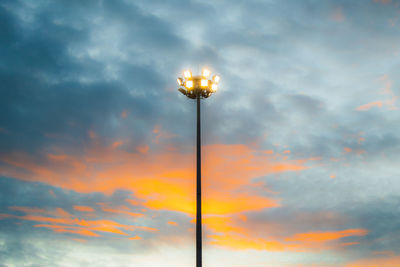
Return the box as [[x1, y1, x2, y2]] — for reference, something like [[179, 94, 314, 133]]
[[208, 234, 286, 251], [285, 229, 368, 243], [98, 203, 144, 218], [356, 101, 384, 111], [356, 75, 398, 111], [202, 211, 368, 252], [73, 205, 94, 212], [0, 142, 312, 216], [0, 205, 157, 238], [345, 255, 400, 267]]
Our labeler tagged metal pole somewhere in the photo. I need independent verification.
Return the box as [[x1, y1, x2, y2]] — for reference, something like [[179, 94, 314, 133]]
[[196, 94, 202, 267]]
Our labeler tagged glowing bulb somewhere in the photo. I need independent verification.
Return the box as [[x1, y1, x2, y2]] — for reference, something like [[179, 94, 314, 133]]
[[186, 80, 193, 89], [201, 79, 208, 87], [177, 78, 183, 86], [184, 70, 192, 78], [213, 75, 220, 83], [202, 69, 210, 77], [211, 83, 218, 92]]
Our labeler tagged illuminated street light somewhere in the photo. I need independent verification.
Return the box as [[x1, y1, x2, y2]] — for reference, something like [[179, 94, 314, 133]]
[[212, 75, 220, 84], [186, 80, 194, 89], [177, 69, 219, 99], [177, 69, 220, 267], [184, 70, 192, 78], [202, 68, 211, 78]]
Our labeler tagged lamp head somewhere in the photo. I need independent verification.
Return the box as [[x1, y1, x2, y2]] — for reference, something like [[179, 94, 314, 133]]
[[177, 68, 220, 99]]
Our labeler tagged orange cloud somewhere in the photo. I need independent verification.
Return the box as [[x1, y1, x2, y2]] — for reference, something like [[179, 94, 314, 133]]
[[0, 143, 312, 216], [202, 211, 368, 252], [203, 216, 247, 235], [152, 125, 177, 144], [0, 206, 157, 238], [285, 229, 368, 243], [111, 140, 124, 149], [344, 147, 352, 153], [35, 224, 100, 237], [9, 206, 73, 218], [356, 75, 398, 111], [356, 101, 383, 111], [345, 255, 400, 267], [98, 203, 144, 218], [238, 214, 247, 222], [208, 233, 285, 251], [167, 221, 178, 226], [136, 145, 149, 154], [0, 141, 322, 250], [73, 206, 94, 212]]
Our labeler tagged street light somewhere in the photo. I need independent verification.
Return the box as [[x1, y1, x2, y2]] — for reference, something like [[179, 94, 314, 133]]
[[177, 68, 220, 267], [178, 69, 219, 99]]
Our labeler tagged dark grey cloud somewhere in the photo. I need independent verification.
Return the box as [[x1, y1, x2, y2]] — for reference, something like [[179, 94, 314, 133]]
[[0, 0, 193, 156]]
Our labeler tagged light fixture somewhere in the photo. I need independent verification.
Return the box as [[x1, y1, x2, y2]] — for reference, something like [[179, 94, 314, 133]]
[[178, 68, 220, 99], [202, 69, 210, 78], [177, 78, 183, 86], [184, 70, 192, 78], [186, 80, 193, 89]]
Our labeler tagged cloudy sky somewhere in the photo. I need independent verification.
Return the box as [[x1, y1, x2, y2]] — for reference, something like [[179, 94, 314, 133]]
[[1, 0, 400, 266]]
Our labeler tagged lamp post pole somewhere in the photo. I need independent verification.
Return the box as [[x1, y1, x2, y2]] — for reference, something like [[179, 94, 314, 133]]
[[177, 69, 220, 267], [196, 94, 202, 267]]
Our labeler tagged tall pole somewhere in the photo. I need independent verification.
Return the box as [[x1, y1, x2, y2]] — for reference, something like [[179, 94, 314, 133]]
[[196, 94, 202, 267], [177, 69, 220, 267]]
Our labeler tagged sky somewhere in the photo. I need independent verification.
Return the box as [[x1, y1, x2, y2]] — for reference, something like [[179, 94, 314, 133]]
[[0, 0, 400, 266]]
